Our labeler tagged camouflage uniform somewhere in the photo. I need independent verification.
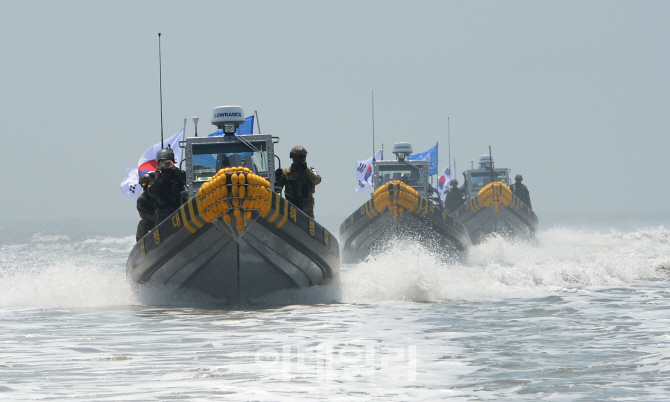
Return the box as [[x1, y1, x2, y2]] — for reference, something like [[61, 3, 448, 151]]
[[149, 168, 187, 224], [275, 163, 321, 218], [445, 186, 465, 213], [511, 182, 531, 208], [136, 189, 157, 241]]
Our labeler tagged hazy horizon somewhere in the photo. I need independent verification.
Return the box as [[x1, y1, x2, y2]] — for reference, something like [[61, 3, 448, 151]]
[[1, 1, 668, 233]]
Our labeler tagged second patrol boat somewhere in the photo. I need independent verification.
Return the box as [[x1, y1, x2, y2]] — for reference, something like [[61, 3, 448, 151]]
[[339, 143, 471, 264], [126, 106, 340, 306], [451, 155, 539, 244]]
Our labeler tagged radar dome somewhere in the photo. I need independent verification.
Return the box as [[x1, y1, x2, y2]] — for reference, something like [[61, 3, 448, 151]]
[[478, 155, 494, 168], [211, 105, 246, 128], [392, 142, 413, 161]]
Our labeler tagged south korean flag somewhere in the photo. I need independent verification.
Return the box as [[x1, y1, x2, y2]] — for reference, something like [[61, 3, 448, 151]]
[[355, 150, 382, 193], [120, 167, 141, 200], [437, 161, 456, 199]]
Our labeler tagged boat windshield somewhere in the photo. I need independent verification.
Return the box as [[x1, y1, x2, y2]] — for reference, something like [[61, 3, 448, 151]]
[[191, 142, 269, 182], [469, 171, 506, 192], [377, 164, 425, 187]]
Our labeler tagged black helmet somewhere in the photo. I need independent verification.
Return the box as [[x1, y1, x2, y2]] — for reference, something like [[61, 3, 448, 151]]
[[289, 146, 307, 159], [156, 148, 175, 162], [515, 174, 523, 182], [139, 173, 153, 187], [450, 179, 458, 186]]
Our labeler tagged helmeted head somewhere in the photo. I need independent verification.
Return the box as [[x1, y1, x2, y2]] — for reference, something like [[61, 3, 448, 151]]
[[289, 146, 307, 161], [450, 179, 458, 187], [515, 174, 523, 182], [156, 148, 175, 163], [139, 173, 153, 189]]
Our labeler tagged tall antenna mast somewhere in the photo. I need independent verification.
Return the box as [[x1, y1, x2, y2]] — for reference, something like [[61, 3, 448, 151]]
[[158, 33, 164, 148], [372, 91, 375, 157], [448, 117, 451, 167], [489, 145, 494, 184]]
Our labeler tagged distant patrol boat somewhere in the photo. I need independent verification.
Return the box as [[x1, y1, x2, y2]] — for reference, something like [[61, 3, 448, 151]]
[[451, 155, 539, 244], [339, 142, 471, 264], [126, 106, 339, 306]]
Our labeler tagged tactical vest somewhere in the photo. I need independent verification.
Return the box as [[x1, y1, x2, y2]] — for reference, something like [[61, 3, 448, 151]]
[[284, 168, 314, 209]]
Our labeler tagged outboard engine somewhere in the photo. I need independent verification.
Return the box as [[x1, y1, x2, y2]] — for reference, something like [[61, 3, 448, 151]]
[[392, 142, 413, 161], [211, 105, 246, 136]]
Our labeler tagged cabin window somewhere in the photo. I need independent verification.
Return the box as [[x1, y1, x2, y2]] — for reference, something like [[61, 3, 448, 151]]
[[191, 142, 269, 182], [469, 171, 508, 191], [376, 165, 424, 187]]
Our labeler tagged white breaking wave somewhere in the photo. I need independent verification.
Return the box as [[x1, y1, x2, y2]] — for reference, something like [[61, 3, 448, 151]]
[[337, 226, 670, 303], [0, 225, 668, 307], [0, 261, 138, 308], [0, 234, 138, 308]]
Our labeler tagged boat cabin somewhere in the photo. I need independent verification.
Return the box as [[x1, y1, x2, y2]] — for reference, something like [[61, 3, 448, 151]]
[[182, 106, 278, 198], [373, 142, 432, 198], [462, 155, 511, 199]]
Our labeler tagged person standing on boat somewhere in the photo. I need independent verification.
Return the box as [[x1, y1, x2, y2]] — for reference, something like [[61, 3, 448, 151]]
[[274, 146, 321, 218], [445, 179, 465, 213], [511, 174, 532, 208], [150, 148, 187, 224], [136, 172, 156, 241]]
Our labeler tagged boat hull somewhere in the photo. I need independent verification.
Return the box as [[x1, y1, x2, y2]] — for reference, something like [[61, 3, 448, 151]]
[[339, 197, 471, 264], [127, 194, 339, 306], [452, 192, 538, 244]]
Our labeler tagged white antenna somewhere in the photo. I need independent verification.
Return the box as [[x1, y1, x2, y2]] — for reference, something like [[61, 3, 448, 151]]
[[193, 116, 199, 137]]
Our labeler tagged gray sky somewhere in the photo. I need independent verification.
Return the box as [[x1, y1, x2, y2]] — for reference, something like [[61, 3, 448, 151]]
[[1, 1, 668, 232]]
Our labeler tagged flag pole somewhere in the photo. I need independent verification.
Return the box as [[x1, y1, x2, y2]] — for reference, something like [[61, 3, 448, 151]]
[[158, 33, 164, 149], [372, 91, 375, 157], [254, 110, 261, 134], [178, 118, 186, 168], [447, 117, 451, 168], [434, 142, 438, 177]]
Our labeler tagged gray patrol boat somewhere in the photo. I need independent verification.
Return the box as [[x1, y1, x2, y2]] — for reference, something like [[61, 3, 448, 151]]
[[339, 143, 471, 264], [450, 155, 538, 244], [126, 106, 339, 306]]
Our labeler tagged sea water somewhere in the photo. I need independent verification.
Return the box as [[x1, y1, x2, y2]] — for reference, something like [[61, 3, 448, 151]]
[[0, 216, 669, 401]]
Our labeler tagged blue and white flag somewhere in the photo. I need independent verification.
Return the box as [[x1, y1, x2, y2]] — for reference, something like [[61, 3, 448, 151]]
[[408, 144, 438, 175], [208, 115, 255, 136], [437, 161, 456, 199], [355, 150, 382, 193]]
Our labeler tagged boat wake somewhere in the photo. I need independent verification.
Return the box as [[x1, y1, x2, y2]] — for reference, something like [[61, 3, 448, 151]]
[[333, 225, 670, 303], [0, 234, 138, 308], [0, 225, 667, 308]]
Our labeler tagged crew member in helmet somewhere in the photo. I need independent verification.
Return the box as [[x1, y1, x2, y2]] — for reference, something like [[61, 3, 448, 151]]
[[274, 146, 321, 218], [510, 174, 531, 208], [149, 148, 187, 224], [445, 179, 465, 213], [136, 172, 156, 241]]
